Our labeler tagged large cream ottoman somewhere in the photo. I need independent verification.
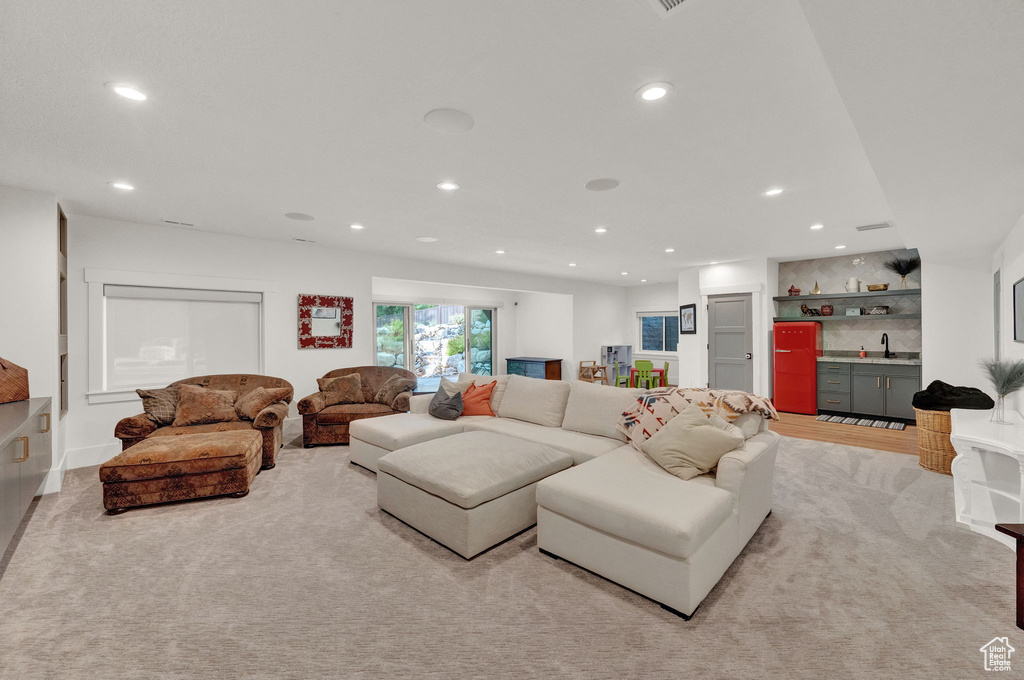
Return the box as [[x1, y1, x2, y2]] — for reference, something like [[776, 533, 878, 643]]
[[377, 431, 572, 559]]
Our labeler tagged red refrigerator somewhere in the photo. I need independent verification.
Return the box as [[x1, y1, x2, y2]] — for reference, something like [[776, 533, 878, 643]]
[[772, 322, 822, 415]]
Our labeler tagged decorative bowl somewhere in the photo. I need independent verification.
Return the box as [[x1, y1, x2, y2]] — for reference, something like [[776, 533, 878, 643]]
[[866, 284, 889, 291]]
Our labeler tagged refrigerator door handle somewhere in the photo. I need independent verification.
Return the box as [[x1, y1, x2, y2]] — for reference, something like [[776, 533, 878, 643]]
[[774, 349, 791, 353]]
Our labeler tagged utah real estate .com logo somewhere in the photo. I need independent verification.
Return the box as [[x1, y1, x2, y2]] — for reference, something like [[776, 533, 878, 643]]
[[981, 637, 1015, 672]]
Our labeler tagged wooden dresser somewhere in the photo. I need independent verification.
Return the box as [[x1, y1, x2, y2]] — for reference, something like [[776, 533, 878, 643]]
[[506, 357, 562, 381], [1, 398, 52, 554]]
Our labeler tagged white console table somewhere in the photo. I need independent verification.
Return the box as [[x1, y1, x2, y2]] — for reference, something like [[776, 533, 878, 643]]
[[950, 408, 1024, 550]]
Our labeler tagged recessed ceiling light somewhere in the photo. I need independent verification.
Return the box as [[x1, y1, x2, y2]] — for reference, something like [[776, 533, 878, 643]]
[[835, 244, 847, 249], [569, 263, 577, 267], [594, 227, 607, 234], [437, 181, 460, 191], [810, 223, 824, 230], [636, 82, 673, 102], [764, 188, 784, 196], [350, 224, 364, 230], [621, 272, 628, 276], [665, 248, 675, 253], [495, 250, 505, 254], [585, 178, 620, 192], [641, 279, 648, 283], [709, 261, 720, 265], [285, 212, 316, 221], [108, 181, 134, 191], [423, 108, 475, 134], [415, 236, 438, 243], [105, 82, 147, 101]]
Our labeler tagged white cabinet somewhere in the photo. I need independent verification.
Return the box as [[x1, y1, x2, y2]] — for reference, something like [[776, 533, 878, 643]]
[[950, 408, 1024, 550], [0, 398, 52, 553]]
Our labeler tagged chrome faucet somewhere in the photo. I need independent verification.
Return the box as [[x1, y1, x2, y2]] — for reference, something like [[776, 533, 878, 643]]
[[881, 333, 893, 359]]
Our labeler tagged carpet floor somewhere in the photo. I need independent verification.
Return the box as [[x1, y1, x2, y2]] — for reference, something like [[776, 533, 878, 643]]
[[0, 424, 1018, 679]]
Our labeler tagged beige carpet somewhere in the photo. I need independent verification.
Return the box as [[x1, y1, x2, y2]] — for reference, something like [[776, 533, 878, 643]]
[[0, 424, 1018, 679]]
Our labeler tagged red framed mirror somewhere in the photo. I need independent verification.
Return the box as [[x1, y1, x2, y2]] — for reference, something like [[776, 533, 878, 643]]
[[298, 294, 354, 349]]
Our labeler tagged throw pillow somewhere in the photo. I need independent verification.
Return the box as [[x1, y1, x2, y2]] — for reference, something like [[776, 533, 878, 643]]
[[440, 376, 474, 397], [172, 384, 240, 427], [235, 386, 292, 420], [374, 374, 417, 406], [459, 373, 510, 411], [641, 403, 744, 480], [136, 386, 179, 426], [461, 381, 496, 416], [318, 374, 365, 406], [428, 385, 463, 420]]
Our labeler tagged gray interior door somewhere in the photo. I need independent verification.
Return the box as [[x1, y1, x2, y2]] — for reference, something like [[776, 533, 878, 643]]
[[708, 294, 753, 391]]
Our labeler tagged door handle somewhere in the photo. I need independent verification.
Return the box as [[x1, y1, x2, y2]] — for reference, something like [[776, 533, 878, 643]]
[[41, 412, 51, 434], [14, 437, 28, 462], [886, 377, 891, 389], [877, 377, 881, 388], [774, 349, 791, 353], [827, 380, 840, 384], [745, 353, 752, 360], [827, 399, 841, 404]]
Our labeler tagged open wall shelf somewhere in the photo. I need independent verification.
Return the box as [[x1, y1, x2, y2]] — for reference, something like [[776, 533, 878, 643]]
[[773, 314, 921, 323], [773, 289, 921, 303]]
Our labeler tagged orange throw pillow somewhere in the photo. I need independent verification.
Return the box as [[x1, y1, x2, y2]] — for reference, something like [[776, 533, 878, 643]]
[[461, 381, 496, 416]]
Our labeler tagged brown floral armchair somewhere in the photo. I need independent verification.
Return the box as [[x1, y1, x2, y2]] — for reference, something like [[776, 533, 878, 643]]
[[114, 374, 294, 469], [298, 366, 416, 447]]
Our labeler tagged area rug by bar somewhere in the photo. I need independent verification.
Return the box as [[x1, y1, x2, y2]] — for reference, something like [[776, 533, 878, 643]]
[[816, 414, 907, 430]]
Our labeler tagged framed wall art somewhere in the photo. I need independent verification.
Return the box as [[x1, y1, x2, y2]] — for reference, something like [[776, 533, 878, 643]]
[[679, 303, 697, 335]]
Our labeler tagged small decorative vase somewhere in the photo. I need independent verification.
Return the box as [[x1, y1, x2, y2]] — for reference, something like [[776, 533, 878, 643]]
[[811, 281, 821, 295], [992, 394, 1012, 424], [820, 304, 834, 316], [899, 275, 908, 289]]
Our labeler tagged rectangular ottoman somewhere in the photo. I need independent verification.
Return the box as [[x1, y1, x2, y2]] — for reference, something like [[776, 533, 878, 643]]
[[100, 430, 263, 514], [377, 431, 572, 558]]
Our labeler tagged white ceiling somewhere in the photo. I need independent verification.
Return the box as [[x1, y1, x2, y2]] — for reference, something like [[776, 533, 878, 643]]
[[1, 1, 1021, 283]]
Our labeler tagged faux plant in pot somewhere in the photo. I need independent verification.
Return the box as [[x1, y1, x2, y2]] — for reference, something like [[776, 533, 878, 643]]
[[982, 359, 1024, 424], [882, 256, 921, 289]]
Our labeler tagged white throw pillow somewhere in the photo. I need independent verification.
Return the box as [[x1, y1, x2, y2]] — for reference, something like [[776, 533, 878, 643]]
[[641, 403, 744, 480], [459, 373, 510, 412], [732, 413, 762, 439], [497, 374, 571, 428], [562, 381, 645, 442], [440, 377, 474, 397]]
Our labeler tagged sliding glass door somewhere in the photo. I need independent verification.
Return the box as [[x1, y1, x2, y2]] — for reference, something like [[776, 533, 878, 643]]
[[375, 303, 495, 392]]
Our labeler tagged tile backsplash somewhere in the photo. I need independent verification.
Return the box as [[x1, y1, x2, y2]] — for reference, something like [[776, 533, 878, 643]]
[[777, 248, 922, 354]]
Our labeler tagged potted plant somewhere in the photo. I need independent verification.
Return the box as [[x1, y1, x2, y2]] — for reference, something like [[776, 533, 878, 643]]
[[982, 359, 1024, 424], [882, 255, 921, 289]]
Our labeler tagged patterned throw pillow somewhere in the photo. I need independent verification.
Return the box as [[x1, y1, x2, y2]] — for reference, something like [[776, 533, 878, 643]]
[[172, 384, 240, 427], [318, 374, 365, 407], [374, 374, 417, 406], [428, 385, 463, 420], [136, 386, 179, 426], [235, 386, 292, 420]]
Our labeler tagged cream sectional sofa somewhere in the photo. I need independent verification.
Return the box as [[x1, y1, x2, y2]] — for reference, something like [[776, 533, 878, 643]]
[[349, 373, 780, 618]]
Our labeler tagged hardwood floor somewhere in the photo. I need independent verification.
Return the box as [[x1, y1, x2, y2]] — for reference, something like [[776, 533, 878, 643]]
[[770, 412, 921, 456]]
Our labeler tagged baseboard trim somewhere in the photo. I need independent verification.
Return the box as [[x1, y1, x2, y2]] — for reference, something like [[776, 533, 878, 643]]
[[67, 442, 121, 471]]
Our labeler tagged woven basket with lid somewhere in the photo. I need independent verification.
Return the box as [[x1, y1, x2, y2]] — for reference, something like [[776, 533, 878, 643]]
[[915, 407, 955, 475]]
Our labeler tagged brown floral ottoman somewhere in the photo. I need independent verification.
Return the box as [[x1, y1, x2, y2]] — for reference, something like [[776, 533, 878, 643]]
[[99, 430, 263, 514]]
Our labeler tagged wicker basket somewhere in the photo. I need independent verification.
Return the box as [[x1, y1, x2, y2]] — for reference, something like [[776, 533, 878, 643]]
[[915, 407, 955, 475]]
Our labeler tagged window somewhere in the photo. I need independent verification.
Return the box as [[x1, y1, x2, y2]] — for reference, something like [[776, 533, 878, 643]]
[[638, 313, 679, 353], [89, 281, 263, 402], [375, 303, 495, 393]]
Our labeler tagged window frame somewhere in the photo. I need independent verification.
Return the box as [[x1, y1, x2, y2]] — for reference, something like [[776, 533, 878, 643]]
[[85, 268, 273, 404], [636, 311, 679, 356]]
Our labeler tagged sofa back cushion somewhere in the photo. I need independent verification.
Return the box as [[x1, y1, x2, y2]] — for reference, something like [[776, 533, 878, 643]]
[[318, 374, 365, 406], [497, 375, 571, 428], [321, 366, 417, 404], [172, 374, 294, 405], [235, 386, 293, 420], [172, 384, 240, 427], [459, 373, 510, 412], [562, 381, 645, 442]]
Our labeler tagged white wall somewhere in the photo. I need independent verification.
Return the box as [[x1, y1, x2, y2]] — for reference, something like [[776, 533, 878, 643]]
[[0, 185, 64, 490], [626, 283, 680, 385], [515, 291, 574, 372], [677, 268, 704, 388], [991, 209, 1024, 411], [66, 214, 631, 467]]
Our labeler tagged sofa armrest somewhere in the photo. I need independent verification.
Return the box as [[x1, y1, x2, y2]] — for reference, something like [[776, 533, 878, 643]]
[[297, 392, 327, 415], [114, 413, 158, 440], [716, 431, 780, 544], [409, 394, 433, 415], [253, 401, 290, 429], [391, 390, 413, 413]]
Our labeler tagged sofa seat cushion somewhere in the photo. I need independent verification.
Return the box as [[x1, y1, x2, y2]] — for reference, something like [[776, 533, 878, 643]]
[[349, 413, 470, 451], [100, 430, 262, 483], [316, 403, 396, 424], [148, 422, 254, 439], [536, 449, 734, 559], [378, 432, 572, 509], [463, 418, 620, 465]]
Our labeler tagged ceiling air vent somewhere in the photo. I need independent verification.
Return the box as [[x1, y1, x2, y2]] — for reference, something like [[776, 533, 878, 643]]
[[855, 222, 894, 232], [292, 237, 317, 244], [161, 218, 196, 227], [647, 0, 687, 17]]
